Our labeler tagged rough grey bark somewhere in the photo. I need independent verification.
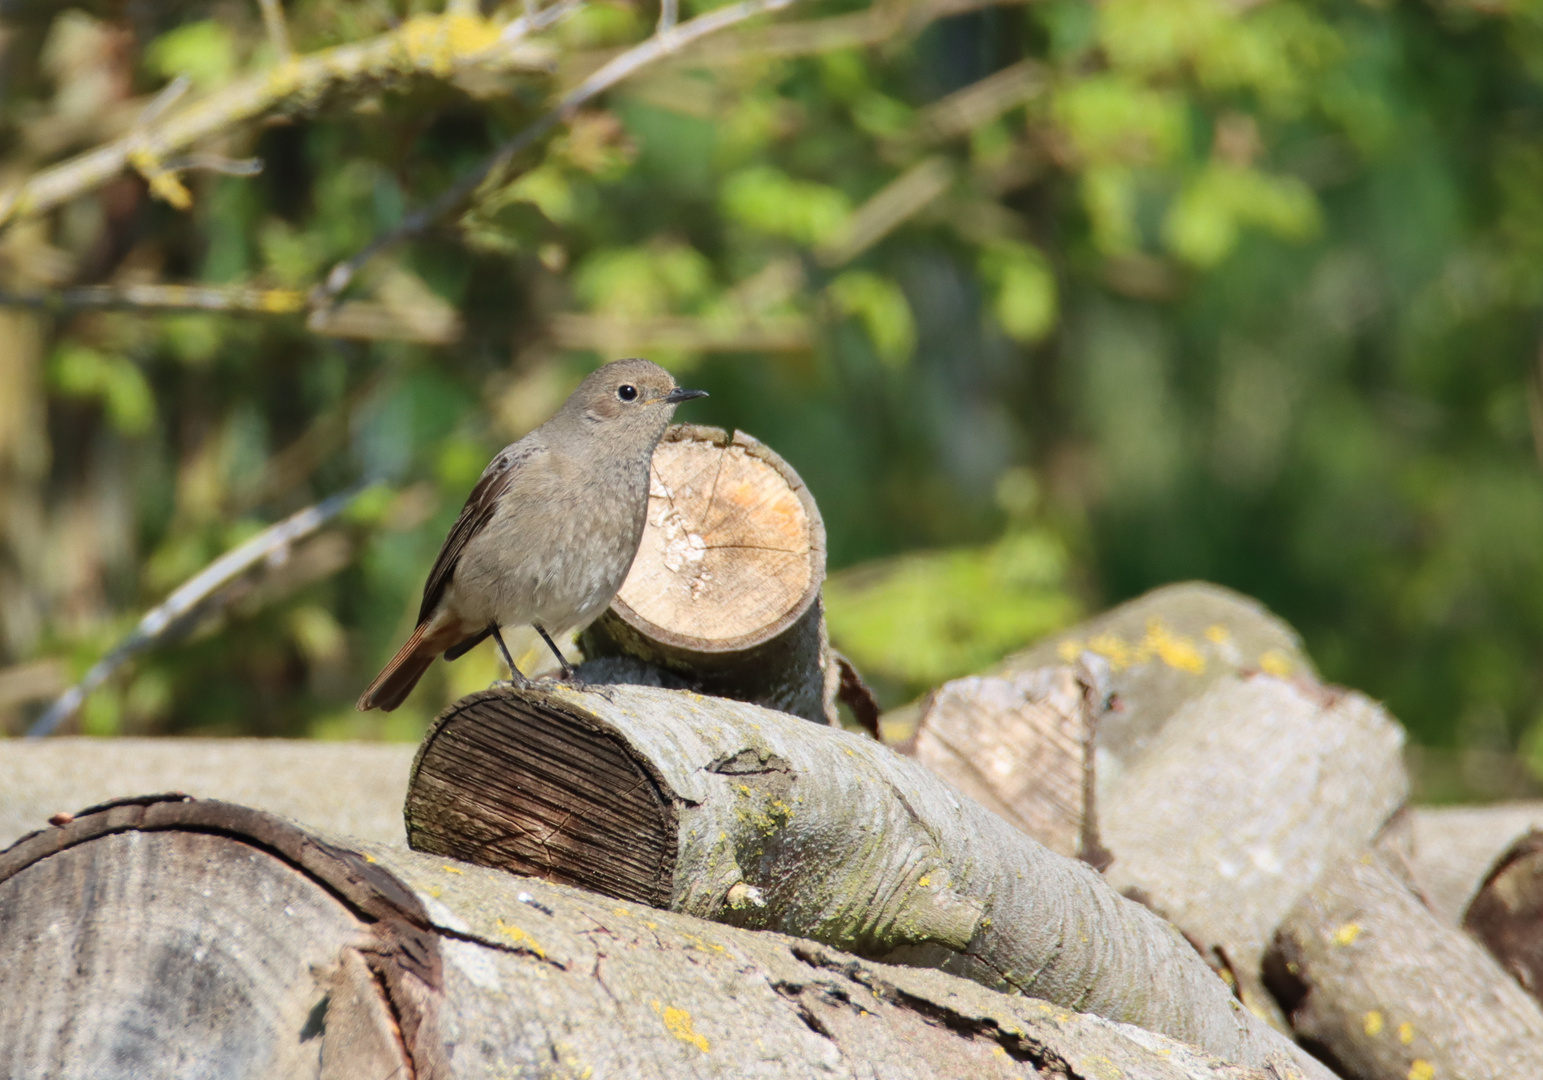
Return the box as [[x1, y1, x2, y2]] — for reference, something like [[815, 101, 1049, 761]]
[[1268, 847, 1543, 1080], [1097, 674, 1408, 1027], [0, 735, 414, 848], [404, 683, 1333, 1079], [580, 424, 845, 726], [0, 794, 1279, 1080], [1463, 830, 1543, 1004], [1405, 802, 1543, 924]]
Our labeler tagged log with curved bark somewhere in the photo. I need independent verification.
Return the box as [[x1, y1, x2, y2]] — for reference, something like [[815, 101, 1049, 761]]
[[0, 794, 1279, 1080], [403, 683, 1333, 1079], [1463, 829, 1543, 1003], [1267, 847, 1543, 1080], [580, 424, 845, 726], [1407, 802, 1543, 924]]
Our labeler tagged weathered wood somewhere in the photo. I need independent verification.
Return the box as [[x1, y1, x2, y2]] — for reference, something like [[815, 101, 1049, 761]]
[[580, 424, 844, 725], [1268, 847, 1543, 1080], [1406, 802, 1543, 924], [1464, 829, 1543, 1003], [404, 683, 1333, 1079], [908, 663, 1106, 864], [0, 736, 414, 849], [0, 796, 1279, 1080]]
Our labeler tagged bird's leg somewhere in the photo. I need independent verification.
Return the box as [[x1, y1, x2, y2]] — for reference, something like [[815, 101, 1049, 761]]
[[491, 626, 531, 689], [532, 622, 578, 682]]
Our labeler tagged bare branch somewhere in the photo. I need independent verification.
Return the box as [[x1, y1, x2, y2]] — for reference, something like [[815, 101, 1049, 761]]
[[318, 0, 801, 304], [256, 0, 294, 63], [27, 488, 365, 737], [0, 13, 555, 229]]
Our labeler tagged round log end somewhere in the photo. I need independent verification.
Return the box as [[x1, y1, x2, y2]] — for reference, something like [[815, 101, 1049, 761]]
[[613, 425, 825, 654], [405, 688, 678, 907]]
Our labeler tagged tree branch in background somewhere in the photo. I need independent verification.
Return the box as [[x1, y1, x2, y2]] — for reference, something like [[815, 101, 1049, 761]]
[[0, 11, 556, 229], [317, 0, 803, 304], [27, 487, 365, 737]]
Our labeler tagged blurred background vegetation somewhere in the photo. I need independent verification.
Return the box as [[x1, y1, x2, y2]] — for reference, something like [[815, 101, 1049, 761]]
[[1, 0, 1540, 800]]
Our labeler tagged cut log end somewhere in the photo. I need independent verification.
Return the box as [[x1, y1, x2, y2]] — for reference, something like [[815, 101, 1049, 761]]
[[405, 688, 677, 907], [615, 424, 824, 652]]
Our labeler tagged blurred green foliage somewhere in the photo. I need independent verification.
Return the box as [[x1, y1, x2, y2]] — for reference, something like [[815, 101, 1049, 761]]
[[2, 0, 1542, 799]]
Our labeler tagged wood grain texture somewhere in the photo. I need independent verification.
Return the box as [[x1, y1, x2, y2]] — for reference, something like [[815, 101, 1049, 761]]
[[403, 683, 1333, 1080], [0, 795, 1278, 1080], [1269, 848, 1543, 1080], [582, 424, 843, 725]]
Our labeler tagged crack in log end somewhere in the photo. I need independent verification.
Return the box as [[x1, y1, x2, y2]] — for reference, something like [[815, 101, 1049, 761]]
[[786, 946, 1074, 1074], [406, 688, 679, 908]]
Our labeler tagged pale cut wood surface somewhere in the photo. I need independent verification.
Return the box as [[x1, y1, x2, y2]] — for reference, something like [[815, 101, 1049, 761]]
[[0, 796, 1276, 1080], [618, 424, 820, 649], [1407, 802, 1543, 924], [910, 665, 1096, 861], [1270, 848, 1543, 1080], [405, 683, 1333, 1079], [0, 829, 386, 1080], [0, 736, 414, 849]]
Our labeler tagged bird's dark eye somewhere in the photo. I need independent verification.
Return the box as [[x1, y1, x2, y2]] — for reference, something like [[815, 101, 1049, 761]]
[[617, 384, 638, 402]]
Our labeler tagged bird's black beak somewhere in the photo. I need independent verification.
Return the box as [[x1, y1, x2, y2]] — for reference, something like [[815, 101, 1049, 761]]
[[664, 387, 709, 404]]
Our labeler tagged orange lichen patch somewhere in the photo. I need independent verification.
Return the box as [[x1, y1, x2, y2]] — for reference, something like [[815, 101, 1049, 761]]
[[1056, 638, 1083, 662], [653, 1001, 710, 1052], [1141, 619, 1205, 674], [1204, 624, 1231, 644], [1332, 922, 1362, 946], [441, 864, 465, 874], [1398, 1021, 1414, 1045], [1258, 649, 1294, 677], [1363, 1010, 1384, 1037], [1087, 632, 1133, 670], [1407, 1061, 1433, 1080], [496, 918, 546, 959]]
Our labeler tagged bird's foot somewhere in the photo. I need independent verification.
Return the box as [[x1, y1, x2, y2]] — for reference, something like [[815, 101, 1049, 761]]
[[489, 674, 533, 692]]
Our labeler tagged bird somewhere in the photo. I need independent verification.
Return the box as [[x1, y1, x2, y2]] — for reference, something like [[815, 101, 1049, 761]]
[[357, 358, 707, 711]]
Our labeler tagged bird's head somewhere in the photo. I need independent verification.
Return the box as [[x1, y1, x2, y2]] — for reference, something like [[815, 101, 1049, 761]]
[[568, 358, 708, 429]]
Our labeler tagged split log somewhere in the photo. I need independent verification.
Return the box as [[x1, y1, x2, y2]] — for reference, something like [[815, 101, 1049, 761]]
[[1463, 829, 1543, 1003], [0, 794, 1280, 1080], [403, 683, 1333, 1079], [0, 735, 414, 849], [1267, 847, 1543, 1080], [1406, 802, 1543, 924]]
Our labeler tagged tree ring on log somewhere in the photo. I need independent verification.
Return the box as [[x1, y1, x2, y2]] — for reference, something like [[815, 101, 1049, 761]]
[[405, 687, 679, 907], [614, 424, 825, 654], [0, 797, 445, 1079]]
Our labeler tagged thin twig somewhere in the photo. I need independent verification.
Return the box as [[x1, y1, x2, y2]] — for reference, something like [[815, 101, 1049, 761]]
[[27, 487, 364, 737], [318, 0, 799, 303], [257, 0, 294, 62]]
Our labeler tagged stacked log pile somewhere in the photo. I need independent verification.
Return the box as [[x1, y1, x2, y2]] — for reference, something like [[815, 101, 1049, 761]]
[[4, 426, 1543, 1079]]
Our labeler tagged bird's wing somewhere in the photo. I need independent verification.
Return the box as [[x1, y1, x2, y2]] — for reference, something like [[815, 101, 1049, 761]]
[[416, 442, 540, 625]]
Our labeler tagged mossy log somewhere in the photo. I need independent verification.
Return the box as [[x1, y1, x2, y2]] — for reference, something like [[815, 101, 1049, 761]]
[[1267, 847, 1543, 1080], [1, 794, 1285, 1080], [580, 424, 849, 726], [403, 683, 1332, 1079]]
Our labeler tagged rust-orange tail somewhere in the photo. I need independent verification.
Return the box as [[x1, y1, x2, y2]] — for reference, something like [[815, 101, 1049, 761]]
[[358, 622, 441, 712]]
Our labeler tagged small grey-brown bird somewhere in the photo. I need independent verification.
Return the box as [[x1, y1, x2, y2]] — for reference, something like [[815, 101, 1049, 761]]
[[357, 358, 706, 711]]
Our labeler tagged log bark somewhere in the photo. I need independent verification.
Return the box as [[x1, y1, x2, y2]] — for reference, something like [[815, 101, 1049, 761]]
[[1463, 829, 1543, 1003], [580, 424, 843, 726], [1267, 847, 1543, 1080], [403, 683, 1333, 1079], [0, 794, 1279, 1080]]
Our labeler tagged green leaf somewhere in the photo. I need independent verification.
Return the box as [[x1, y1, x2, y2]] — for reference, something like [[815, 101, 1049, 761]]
[[1163, 162, 1320, 267], [826, 271, 916, 368], [980, 242, 1059, 342], [145, 20, 237, 91], [721, 166, 852, 247], [50, 345, 155, 435]]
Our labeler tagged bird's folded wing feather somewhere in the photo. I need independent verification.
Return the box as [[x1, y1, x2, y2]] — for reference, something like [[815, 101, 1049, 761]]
[[416, 443, 539, 625]]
